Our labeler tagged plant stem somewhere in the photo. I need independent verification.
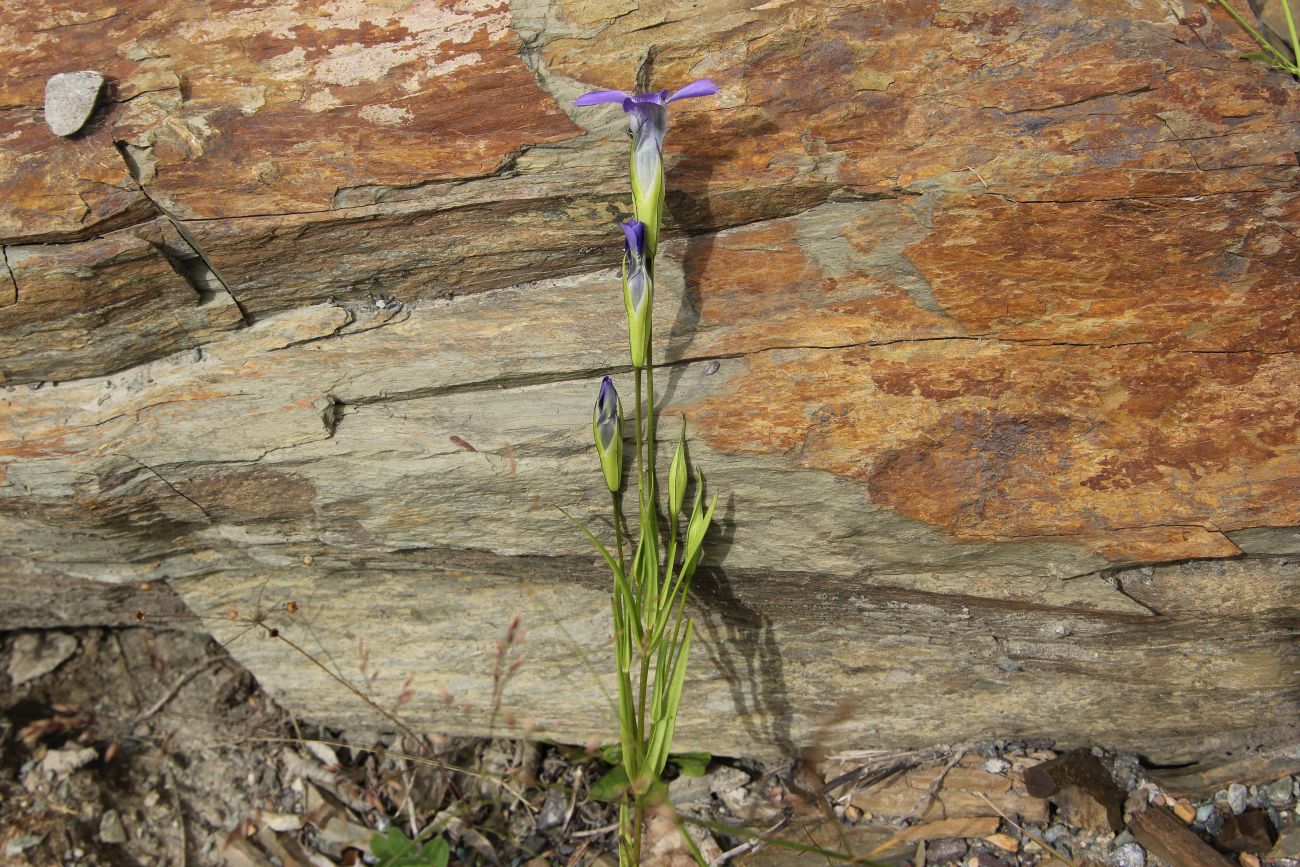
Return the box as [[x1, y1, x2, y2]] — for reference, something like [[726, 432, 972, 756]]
[[632, 796, 646, 865], [634, 369, 645, 519], [611, 491, 627, 578], [1213, 0, 1297, 68], [645, 342, 657, 510]]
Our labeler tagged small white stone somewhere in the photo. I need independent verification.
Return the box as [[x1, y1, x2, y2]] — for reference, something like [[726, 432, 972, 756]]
[[44, 71, 105, 136], [1228, 782, 1249, 814], [40, 745, 97, 776], [982, 757, 1012, 774]]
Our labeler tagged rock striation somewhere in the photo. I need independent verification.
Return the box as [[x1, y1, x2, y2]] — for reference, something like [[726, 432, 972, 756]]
[[1, 0, 1297, 762]]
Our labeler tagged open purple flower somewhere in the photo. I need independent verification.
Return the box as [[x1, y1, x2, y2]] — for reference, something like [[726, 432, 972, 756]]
[[575, 80, 719, 265], [573, 79, 720, 109]]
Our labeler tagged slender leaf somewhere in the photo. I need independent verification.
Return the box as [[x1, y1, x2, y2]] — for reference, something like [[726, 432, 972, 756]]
[[1282, 0, 1299, 67]]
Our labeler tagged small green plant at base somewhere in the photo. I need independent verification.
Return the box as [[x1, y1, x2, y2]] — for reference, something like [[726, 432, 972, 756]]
[[369, 826, 449, 867], [1213, 0, 1300, 74], [570, 77, 721, 865]]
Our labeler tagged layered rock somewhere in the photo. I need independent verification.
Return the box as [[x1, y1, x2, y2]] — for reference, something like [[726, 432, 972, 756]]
[[1, 0, 1297, 762]]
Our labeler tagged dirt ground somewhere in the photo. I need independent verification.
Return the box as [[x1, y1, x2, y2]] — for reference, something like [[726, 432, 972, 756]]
[[1, 622, 1297, 867]]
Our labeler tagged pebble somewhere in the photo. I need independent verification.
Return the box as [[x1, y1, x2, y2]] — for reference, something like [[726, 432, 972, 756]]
[[99, 809, 127, 844], [4, 836, 44, 857], [7, 631, 78, 686], [40, 745, 97, 776], [668, 765, 748, 805], [536, 791, 565, 831], [926, 837, 967, 863], [1173, 798, 1197, 823], [1044, 824, 1071, 844], [1110, 842, 1145, 867], [982, 758, 1011, 775], [1239, 853, 1260, 867], [1265, 777, 1294, 807], [44, 71, 105, 136], [1205, 812, 1227, 835], [985, 833, 1019, 853], [1229, 783, 1250, 814], [1196, 803, 1217, 824], [1111, 755, 1142, 790]]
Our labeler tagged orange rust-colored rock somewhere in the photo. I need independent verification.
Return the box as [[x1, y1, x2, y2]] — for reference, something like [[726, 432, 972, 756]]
[[685, 342, 1297, 562], [1, 0, 1298, 761]]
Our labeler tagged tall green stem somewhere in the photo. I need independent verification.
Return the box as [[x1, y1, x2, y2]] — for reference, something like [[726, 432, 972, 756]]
[[634, 370, 645, 515], [611, 492, 627, 578]]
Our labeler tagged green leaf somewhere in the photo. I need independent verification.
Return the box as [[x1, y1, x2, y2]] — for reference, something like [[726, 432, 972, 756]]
[[671, 751, 712, 777], [370, 827, 450, 867], [425, 837, 450, 867], [599, 743, 623, 765], [559, 508, 623, 581], [590, 764, 631, 802]]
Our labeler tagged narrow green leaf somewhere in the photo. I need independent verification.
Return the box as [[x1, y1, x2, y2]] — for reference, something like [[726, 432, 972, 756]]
[[559, 508, 623, 580], [644, 622, 693, 778], [1282, 0, 1300, 66], [644, 716, 672, 781], [1213, 0, 1294, 66]]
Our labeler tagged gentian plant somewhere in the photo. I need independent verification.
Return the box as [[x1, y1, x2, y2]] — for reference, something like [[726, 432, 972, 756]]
[[571, 77, 719, 865]]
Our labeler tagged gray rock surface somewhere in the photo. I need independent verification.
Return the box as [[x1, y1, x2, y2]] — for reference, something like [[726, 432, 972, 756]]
[[7, 632, 78, 686], [43, 72, 104, 137]]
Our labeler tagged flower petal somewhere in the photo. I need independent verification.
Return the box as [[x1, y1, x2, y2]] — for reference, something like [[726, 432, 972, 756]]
[[574, 89, 632, 106], [620, 219, 646, 258], [665, 78, 719, 103]]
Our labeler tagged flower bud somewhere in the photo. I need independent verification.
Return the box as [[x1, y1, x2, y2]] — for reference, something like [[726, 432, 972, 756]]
[[668, 425, 687, 518], [593, 376, 623, 492], [620, 219, 653, 369], [626, 101, 666, 266]]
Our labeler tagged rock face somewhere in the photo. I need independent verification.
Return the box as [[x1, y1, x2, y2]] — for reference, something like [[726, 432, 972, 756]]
[[1, 0, 1297, 762]]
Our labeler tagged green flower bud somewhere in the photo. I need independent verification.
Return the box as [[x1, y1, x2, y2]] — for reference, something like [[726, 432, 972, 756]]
[[620, 219, 653, 369], [593, 376, 623, 492], [668, 425, 687, 519]]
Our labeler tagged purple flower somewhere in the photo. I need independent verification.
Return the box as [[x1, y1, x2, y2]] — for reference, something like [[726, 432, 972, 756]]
[[575, 80, 719, 264], [574, 80, 719, 187], [593, 375, 624, 492], [620, 218, 649, 312], [620, 218, 653, 368], [595, 376, 620, 450], [573, 79, 720, 109]]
